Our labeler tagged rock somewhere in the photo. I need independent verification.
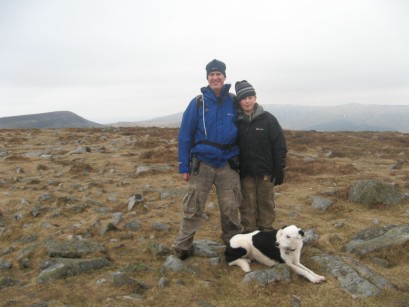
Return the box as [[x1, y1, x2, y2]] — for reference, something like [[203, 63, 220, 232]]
[[0, 276, 23, 289], [348, 180, 405, 206], [13, 212, 23, 221], [109, 271, 150, 294], [158, 277, 169, 288], [345, 256, 395, 290], [111, 212, 123, 225], [128, 193, 144, 211], [44, 239, 106, 258], [38, 258, 111, 284], [31, 204, 51, 217], [389, 159, 405, 170], [39, 193, 55, 203], [100, 223, 119, 236], [343, 225, 409, 257], [192, 240, 225, 257], [68, 146, 91, 154], [96, 278, 107, 285], [152, 222, 170, 231], [20, 234, 37, 244], [303, 157, 316, 163], [120, 262, 151, 273], [303, 229, 319, 246], [242, 265, 291, 285], [371, 257, 392, 268], [291, 294, 301, 307], [107, 196, 117, 203], [334, 220, 347, 228], [312, 254, 394, 298], [310, 196, 334, 211], [208, 257, 222, 266], [16, 242, 44, 266], [160, 255, 197, 275], [25, 150, 51, 157], [135, 164, 172, 176], [159, 187, 188, 199], [0, 259, 12, 270], [124, 220, 141, 231], [84, 198, 105, 207], [148, 242, 172, 257], [117, 294, 144, 302]]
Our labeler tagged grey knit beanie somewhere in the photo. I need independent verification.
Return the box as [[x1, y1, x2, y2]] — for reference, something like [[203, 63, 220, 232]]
[[235, 80, 256, 101], [206, 59, 226, 78]]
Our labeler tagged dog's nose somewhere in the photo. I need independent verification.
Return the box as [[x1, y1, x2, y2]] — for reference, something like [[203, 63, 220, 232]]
[[275, 242, 279, 247]]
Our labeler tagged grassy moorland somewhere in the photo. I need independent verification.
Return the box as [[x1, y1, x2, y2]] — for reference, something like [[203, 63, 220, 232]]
[[0, 127, 408, 306]]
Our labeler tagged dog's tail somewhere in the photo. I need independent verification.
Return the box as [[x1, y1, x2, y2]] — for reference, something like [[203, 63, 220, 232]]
[[225, 243, 247, 263]]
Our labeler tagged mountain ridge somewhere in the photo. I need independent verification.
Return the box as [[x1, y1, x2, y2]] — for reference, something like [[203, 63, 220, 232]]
[[1, 104, 408, 132], [117, 103, 409, 133], [0, 111, 105, 129]]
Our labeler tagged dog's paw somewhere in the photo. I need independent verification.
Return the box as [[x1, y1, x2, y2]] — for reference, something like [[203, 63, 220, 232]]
[[318, 275, 326, 282], [311, 276, 325, 283]]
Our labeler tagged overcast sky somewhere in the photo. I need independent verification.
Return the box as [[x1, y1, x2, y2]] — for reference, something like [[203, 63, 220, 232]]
[[1, 0, 409, 123]]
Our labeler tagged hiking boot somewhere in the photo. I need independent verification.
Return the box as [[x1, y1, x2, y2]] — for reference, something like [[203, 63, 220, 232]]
[[174, 249, 192, 260]]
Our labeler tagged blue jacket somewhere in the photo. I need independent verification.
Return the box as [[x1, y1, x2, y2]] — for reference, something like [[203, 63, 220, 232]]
[[178, 84, 239, 173]]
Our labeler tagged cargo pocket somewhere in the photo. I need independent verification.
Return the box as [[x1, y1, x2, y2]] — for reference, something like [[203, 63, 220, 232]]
[[220, 186, 241, 214], [183, 186, 207, 218], [235, 186, 243, 210], [182, 187, 197, 218]]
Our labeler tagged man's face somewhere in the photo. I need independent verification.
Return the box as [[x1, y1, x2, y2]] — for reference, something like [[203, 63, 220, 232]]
[[207, 71, 225, 94]]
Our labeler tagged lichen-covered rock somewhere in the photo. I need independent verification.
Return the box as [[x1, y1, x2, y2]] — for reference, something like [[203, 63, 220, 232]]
[[45, 239, 106, 258], [312, 255, 378, 298], [192, 240, 225, 257], [343, 224, 409, 257], [348, 180, 404, 206], [242, 264, 291, 285], [37, 257, 111, 284]]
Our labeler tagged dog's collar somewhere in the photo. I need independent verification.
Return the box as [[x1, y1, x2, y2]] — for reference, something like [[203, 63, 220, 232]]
[[285, 248, 296, 255]]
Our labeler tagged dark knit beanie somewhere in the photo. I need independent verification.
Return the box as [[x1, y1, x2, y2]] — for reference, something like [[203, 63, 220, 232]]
[[206, 59, 226, 78], [235, 80, 256, 101]]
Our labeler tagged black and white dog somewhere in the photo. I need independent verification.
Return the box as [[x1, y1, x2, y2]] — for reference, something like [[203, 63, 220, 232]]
[[225, 225, 325, 283]]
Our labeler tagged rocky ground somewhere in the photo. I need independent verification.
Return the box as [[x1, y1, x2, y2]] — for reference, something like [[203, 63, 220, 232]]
[[0, 127, 409, 307]]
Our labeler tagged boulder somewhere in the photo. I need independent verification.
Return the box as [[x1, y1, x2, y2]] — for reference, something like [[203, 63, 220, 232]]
[[348, 180, 404, 206]]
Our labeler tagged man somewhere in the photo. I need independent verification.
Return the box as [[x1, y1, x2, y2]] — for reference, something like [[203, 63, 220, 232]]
[[235, 80, 287, 233], [173, 59, 242, 260]]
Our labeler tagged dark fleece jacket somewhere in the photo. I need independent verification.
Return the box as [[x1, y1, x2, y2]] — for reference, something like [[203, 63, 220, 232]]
[[237, 104, 287, 179]]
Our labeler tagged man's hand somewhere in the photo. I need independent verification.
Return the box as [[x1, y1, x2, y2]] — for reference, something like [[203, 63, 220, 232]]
[[181, 173, 190, 181]]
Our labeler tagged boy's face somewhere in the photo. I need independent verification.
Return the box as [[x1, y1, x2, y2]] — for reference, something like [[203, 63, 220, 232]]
[[240, 96, 257, 114]]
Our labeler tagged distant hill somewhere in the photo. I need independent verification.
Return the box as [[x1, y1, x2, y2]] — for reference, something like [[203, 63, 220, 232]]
[[302, 119, 396, 132], [117, 103, 409, 133], [262, 103, 407, 132], [0, 111, 105, 129], [110, 114, 181, 128]]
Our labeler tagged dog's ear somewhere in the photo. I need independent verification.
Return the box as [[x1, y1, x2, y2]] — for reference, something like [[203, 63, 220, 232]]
[[276, 229, 283, 239], [298, 229, 305, 237]]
